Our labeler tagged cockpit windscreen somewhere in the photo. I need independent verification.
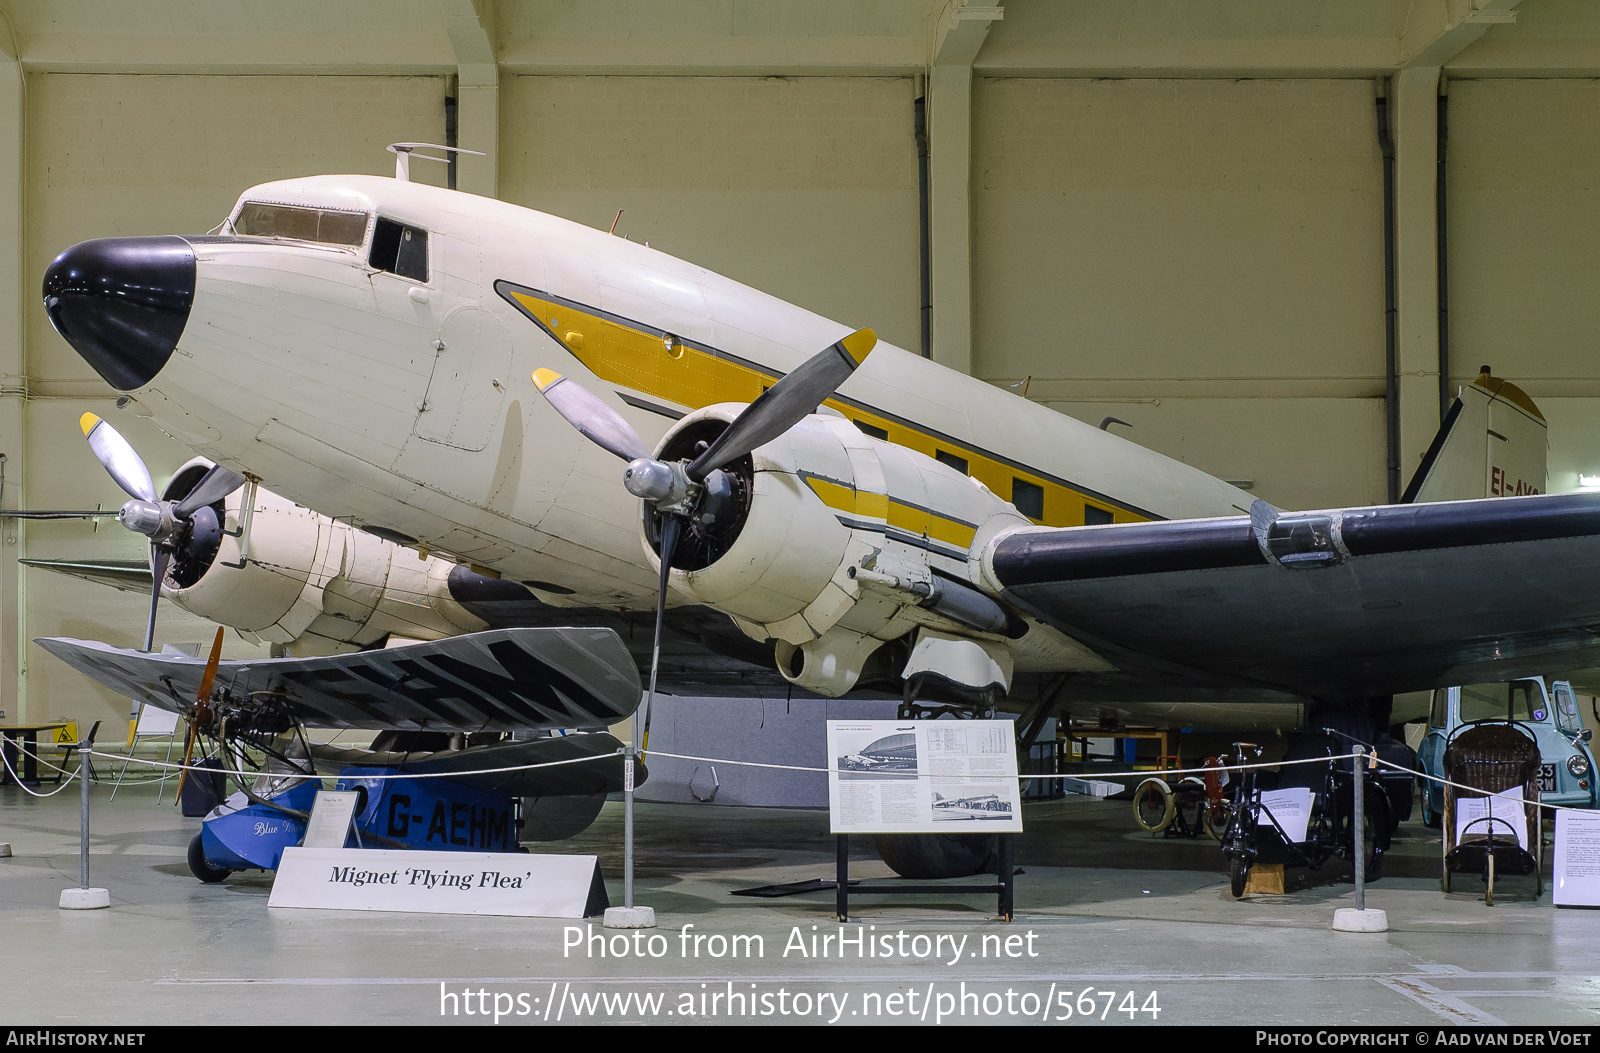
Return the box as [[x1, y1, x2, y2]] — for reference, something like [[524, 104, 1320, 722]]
[[233, 202, 368, 247]]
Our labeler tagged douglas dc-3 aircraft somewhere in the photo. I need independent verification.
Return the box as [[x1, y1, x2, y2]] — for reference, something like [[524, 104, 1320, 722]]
[[33, 145, 1600, 877]]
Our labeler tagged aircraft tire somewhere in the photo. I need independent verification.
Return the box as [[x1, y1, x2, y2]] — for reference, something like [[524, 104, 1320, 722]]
[[187, 833, 231, 884], [873, 833, 994, 879], [1229, 853, 1249, 898], [519, 792, 606, 842]]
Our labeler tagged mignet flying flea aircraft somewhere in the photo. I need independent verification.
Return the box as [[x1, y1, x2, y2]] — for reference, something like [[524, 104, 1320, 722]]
[[33, 146, 1600, 876]]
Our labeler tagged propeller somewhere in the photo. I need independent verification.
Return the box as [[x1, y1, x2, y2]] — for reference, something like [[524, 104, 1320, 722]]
[[79, 413, 248, 651], [530, 327, 877, 742], [173, 626, 225, 806]]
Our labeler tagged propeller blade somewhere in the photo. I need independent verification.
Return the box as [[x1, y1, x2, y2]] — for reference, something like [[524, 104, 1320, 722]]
[[687, 328, 875, 481], [174, 627, 224, 806], [174, 463, 247, 517], [639, 513, 684, 758], [143, 546, 170, 653], [80, 413, 155, 503], [531, 368, 651, 463], [194, 626, 225, 710]]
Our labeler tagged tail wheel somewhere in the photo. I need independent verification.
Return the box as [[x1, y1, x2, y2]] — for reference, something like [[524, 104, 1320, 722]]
[[187, 832, 231, 884], [1133, 778, 1176, 832]]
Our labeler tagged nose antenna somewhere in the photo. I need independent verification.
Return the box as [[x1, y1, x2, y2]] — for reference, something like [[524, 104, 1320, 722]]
[[386, 142, 486, 182]]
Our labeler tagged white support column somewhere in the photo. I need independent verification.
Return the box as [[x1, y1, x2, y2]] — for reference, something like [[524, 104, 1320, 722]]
[[1394, 65, 1442, 480], [441, 0, 498, 198], [926, 2, 1001, 376], [0, 40, 25, 723]]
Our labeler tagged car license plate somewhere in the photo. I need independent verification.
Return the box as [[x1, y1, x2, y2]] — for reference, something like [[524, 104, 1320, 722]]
[[1538, 763, 1556, 793]]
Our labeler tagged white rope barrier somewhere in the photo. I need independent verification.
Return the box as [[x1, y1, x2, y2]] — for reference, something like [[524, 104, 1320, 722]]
[[5, 741, 1577, 820], [643, 747, 1362, 781], [0, 743, 80, 798], [82, 747, 618, 782]]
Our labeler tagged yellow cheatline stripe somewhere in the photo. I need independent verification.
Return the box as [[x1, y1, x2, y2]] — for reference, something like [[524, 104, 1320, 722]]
[[803, 477, 977, 551], [79, 412, 101, 436], [503, 287, 1145, 529], [530, 368, 564, 392], [837, 328, 876, 367]]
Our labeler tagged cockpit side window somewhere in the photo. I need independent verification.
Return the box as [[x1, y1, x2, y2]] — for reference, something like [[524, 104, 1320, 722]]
[[233, 202, 368, 247], [370, 217, 428, 282]]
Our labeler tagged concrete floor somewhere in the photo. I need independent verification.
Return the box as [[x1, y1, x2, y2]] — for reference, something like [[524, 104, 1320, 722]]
[[3, 777, 1598, 1027]]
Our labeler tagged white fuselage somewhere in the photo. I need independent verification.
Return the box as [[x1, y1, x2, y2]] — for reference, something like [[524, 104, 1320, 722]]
[[124, 175, 1252, 613]]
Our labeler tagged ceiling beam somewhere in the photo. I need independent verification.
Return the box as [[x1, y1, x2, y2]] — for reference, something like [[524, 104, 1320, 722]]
[[1403, 0, 1524, 68]]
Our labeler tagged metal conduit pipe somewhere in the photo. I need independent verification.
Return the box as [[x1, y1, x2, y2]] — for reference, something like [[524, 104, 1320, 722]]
[[1377, 84, 1401, 504], [1437, 82, 1451, 422]]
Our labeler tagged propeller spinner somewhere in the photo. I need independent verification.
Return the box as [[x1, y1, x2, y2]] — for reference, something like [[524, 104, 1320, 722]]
[[78, 414, 247, 651]]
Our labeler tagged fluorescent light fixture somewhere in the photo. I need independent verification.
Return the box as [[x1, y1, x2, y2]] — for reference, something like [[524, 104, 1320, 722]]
[[1579, 474, 1600, 489]]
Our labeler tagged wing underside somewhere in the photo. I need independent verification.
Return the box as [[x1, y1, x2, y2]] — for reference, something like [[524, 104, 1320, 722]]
[[991, 492, 1600, 704], [35, 627, 643, 733]]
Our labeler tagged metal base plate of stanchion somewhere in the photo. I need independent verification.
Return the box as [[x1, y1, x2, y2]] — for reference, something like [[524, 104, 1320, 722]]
[[603, 905, 656, 928], [1332, 907, 1388, 932], [59, 887, 110, 910]]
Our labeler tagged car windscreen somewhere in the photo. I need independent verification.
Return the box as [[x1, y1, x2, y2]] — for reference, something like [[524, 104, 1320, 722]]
[[232, 202, 368, 247], [1458, 680, 1537, 724]]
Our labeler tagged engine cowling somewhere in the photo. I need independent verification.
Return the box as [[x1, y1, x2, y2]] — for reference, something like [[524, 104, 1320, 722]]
[[641, 407, 1036, 696], [160, 459, 488, 655]]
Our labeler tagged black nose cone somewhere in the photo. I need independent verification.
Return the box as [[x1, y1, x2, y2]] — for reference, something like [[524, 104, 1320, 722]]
[[43, 236, 195, 391]]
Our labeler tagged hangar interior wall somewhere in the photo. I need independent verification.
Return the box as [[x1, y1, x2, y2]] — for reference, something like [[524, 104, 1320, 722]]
[[7, 3, 1600, 732]]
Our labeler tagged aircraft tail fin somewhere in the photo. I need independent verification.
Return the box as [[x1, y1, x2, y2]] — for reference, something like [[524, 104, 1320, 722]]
[[1400, 368, 1547, 504]]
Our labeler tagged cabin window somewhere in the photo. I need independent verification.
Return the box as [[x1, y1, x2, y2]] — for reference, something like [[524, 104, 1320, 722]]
[[370, 217, 429, 282], [855, 420, 888, 441], [1084, 504, 1113, 526], [1429, 689, 1448, 729], [935, 450, 968, 475], [1012, 479, 1044, 520], [233, 202, 367, 247]]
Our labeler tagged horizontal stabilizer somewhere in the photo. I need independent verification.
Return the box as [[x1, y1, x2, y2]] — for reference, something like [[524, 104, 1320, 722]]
[[312, 732, 640, 797], [35, 627, 642, 733]]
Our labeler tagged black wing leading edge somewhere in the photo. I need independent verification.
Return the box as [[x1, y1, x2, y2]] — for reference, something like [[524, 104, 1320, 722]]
[[989, 492, 1600, 703]]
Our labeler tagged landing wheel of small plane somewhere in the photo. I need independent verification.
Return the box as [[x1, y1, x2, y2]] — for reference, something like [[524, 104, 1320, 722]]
[[1229, 852, 1250, 898], [1133, 778, 1176, 832], [187, 833, 231, 884], [873, 833, 994, 879]]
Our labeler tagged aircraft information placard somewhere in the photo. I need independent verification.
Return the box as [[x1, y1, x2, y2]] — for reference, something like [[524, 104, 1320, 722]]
[[826, 719, 1022, 835], [1554, 810, 1600, 907]]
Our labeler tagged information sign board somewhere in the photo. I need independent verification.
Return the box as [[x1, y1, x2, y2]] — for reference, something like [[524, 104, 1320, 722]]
[[826, 719, 1022, 834]]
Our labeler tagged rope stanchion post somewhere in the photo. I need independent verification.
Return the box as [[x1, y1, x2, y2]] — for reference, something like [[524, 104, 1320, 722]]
[[1333, 745, 1386, 933], [60, 723, 109, 910], [604, 699, 655, 930]]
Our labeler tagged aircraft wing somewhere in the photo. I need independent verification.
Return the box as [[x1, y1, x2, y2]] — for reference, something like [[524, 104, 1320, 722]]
[[35, 627, 642, 733], [990, 492, 1600, 704]]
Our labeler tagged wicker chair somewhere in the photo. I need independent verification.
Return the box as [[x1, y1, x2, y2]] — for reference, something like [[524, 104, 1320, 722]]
[[1441, 722, 1542, 904]]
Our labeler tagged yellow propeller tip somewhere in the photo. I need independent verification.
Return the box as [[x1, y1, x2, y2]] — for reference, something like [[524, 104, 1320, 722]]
[[531, 368, 564, 392], [838, 328, 876, 367], [79, 412, 102, 436]]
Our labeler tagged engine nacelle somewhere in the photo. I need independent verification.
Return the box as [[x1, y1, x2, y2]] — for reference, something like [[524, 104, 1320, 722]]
[[644, 407, 1037, 696], [160, 459, 487, 655]]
